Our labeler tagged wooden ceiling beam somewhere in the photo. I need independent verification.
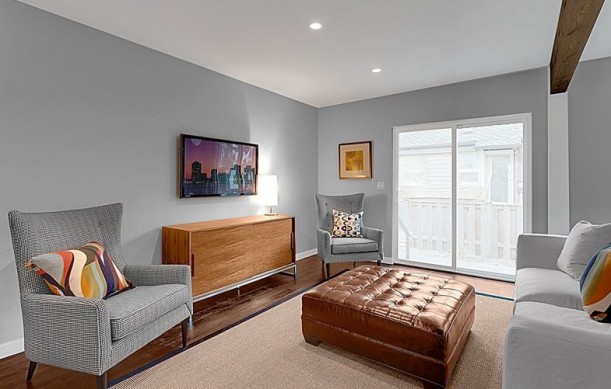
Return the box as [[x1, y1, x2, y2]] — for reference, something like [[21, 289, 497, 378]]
[[549, 0, 605, 94]]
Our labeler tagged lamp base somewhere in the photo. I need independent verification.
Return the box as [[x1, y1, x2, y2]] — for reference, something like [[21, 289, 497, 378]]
[[264, 206, 278, 216]]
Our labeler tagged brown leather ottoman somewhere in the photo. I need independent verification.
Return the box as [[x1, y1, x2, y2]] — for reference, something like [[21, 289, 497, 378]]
[[301, 265, 475, 388]]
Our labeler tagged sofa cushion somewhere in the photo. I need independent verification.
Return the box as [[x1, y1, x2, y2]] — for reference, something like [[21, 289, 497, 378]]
[[331, 237, 378, 254], [557, 221, 611, 280], [580, 243, 611, 323], [106, 284, 189, 340], [515, 302, 611, 334], [515, 268, 582, 310]]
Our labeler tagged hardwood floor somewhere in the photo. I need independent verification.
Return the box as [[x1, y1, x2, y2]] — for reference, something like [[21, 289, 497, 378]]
[[0, 256, 514, 389]]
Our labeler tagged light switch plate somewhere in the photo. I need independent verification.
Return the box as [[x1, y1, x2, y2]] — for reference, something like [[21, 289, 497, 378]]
[[376, 181, 385, 190]]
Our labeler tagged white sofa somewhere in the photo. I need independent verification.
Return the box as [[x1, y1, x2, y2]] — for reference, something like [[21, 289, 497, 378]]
[[503, 234, 611, 389]]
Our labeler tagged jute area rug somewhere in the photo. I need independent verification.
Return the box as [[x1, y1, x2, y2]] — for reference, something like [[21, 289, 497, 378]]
[[114, 294, 513, 389]]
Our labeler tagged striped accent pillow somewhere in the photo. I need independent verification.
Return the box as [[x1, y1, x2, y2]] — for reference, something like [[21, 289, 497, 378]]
[[26, 241, 133, 299], [580, 242, 611, 323]]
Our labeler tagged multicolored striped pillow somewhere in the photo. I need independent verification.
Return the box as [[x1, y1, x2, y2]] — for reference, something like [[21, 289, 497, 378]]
[[580, 242, 611, 323], [26, 241, 133, 299]]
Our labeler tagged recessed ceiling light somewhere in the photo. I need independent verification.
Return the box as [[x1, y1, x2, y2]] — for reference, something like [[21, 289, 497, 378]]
[[309, 22, 322, 30], [372, 68, 382, 73]]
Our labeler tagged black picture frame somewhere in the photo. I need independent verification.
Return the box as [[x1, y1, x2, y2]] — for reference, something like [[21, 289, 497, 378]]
[[179, 133, 259, 198]]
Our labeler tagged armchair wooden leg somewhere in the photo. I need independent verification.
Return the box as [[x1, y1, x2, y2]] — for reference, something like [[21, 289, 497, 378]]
[[321, 260, 326, 279], [96, 372, 107, 389], [377, 260, 381, 266], [353, 261, 356, 268], [26, 361, 37, 381], [326, 263, 331, 279], [181, 318, 189, 349]]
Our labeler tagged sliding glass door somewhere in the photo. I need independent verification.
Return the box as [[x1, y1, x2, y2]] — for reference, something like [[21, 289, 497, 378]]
[[396, 127, 453, 268], [393, 114, 531, 280]]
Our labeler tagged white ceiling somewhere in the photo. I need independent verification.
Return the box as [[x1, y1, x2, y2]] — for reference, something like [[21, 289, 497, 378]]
[[17, 0, 611, 108]]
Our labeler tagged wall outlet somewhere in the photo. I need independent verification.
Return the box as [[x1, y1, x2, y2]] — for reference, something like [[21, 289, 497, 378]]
[[376, 181, 385, 190]]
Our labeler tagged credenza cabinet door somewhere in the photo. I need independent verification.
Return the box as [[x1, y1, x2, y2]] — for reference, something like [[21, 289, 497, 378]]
[[188, 218, 293, 296], [248, 218, 293, 272]]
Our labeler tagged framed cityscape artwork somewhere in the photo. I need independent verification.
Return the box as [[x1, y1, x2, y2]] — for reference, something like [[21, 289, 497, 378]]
[[338, 141, 372, 179], [179, 134, 258, 198]]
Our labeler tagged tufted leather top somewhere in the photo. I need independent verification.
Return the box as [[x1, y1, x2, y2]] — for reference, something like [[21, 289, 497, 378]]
[[302, 265, 475, 361]]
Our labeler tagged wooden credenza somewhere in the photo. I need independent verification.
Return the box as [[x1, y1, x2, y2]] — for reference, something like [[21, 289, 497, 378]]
[[162, 214, 296, 300]]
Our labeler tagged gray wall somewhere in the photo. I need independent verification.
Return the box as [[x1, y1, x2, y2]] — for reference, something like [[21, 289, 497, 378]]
[[318, 68, 549, 257], [0, 1, 318, 349], [568, 57, 611, 225]]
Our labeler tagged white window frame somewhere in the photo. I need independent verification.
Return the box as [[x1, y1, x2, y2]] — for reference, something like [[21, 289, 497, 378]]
[[457, 148, 483, 185], [485, 149, 515, 205], [392, 113, 532, 282]]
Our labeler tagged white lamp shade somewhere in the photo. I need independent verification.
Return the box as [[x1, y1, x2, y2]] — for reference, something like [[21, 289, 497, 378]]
[[258, 175, 278, 207]]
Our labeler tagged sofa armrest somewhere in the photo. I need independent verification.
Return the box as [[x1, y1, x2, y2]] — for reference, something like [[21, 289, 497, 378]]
[[504, 315, 611, 389], [21, 293, 112, 375], [317, 228, 331, 262], [516, 233, 566, 270], [361, 226, 384, 258]]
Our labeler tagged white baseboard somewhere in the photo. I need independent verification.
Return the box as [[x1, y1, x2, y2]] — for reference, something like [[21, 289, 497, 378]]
[[382, 257, 394, 265], [0, 337, 24, 359], [296, 249, 317, 261], [295, 251, 392, 264]]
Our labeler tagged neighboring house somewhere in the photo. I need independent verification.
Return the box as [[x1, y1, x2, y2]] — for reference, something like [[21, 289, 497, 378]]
[[398, 123, 523, 205]]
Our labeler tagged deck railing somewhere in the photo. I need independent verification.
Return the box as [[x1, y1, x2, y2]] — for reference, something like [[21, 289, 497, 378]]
[[398, 198, 522, 262]]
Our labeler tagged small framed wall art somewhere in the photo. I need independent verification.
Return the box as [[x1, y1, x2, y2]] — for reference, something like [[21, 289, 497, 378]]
[[338, 141, 372, 179]]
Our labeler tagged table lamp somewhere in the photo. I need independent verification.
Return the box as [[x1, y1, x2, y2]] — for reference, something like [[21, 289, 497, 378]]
[[258, 175, 278, 216]]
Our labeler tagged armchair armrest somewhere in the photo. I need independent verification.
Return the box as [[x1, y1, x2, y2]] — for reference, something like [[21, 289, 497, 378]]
[[124, 264, 191, 287], [504, 315, 611, 389], [361, 226, 384, 258], [317, 228, 331, 262], [124, 264, 193, 314], [516, 233, 566, 270], [21, 293, 112, 375]]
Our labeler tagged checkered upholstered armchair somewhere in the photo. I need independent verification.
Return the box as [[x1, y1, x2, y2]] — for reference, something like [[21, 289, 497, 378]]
[[8, 203, 193, 389], [315, 193, 384, 278]]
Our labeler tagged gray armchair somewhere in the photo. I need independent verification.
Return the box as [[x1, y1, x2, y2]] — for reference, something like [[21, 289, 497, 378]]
[[315, 193, 384, 278], [8, 203, 192, 389]]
